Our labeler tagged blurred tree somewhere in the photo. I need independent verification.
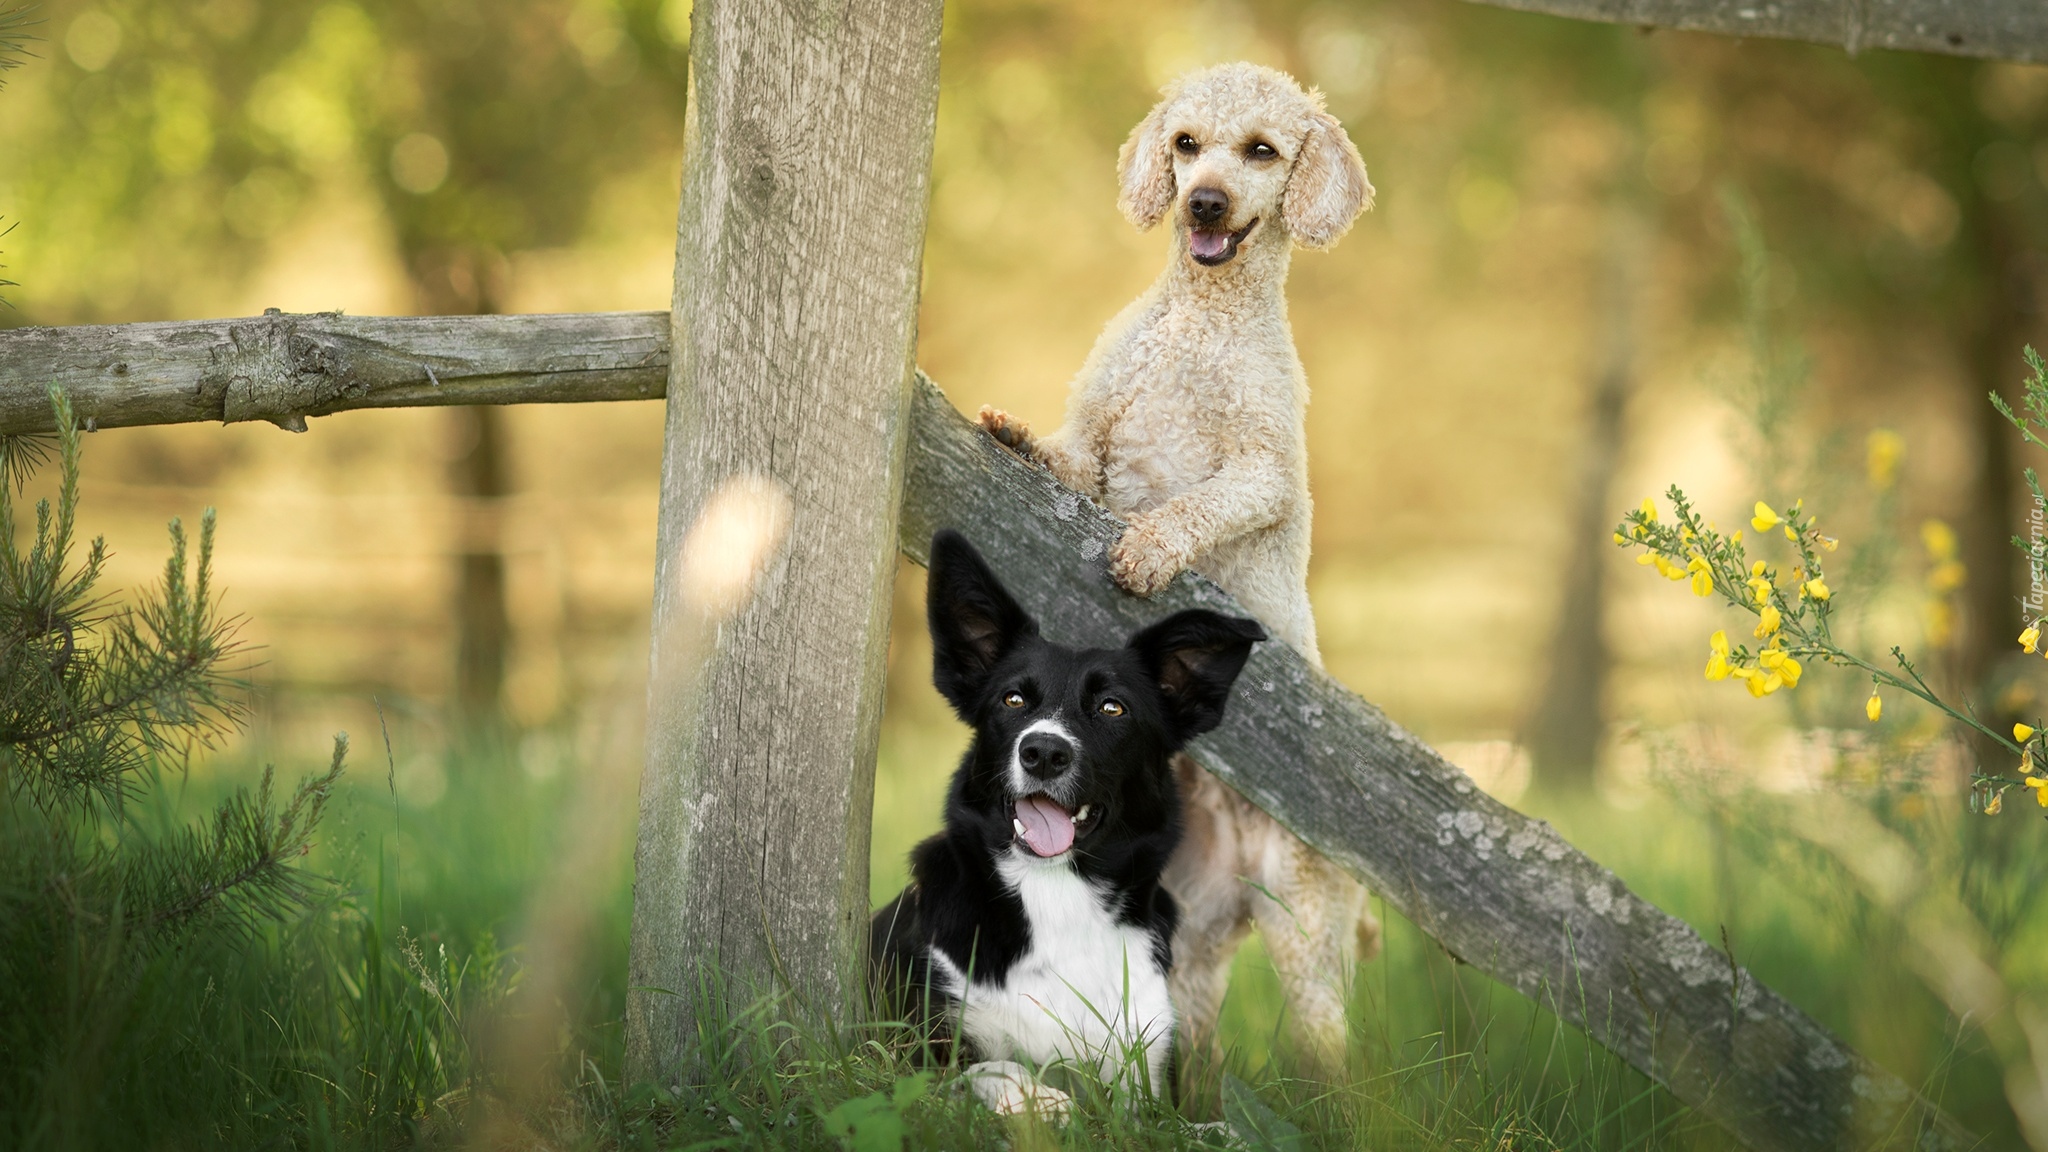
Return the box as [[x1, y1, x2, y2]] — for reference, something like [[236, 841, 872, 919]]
[[1525, 208, 1644, 793], [0, 0, 689, 729], [1676, 45, 2048, 762]]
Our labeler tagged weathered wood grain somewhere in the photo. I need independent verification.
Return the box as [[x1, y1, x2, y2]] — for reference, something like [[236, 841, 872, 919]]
[[1463, 0, 2048, 64], [623, 0, 945, 1086], [0, 311, 669, 434], [897, 372, 1972, 1152]]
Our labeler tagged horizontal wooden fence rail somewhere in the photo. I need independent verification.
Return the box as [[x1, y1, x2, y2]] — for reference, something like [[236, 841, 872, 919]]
[[1462, 0, 2048, 64], [0, 311, 1972, 1150], [0, 311, 669, 434]]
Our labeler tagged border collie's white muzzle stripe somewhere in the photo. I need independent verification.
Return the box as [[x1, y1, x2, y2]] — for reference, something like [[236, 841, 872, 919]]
[[1008, 715, 1080, 798]]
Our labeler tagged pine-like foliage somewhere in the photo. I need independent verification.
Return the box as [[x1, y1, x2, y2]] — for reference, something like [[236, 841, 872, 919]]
[[0, 389, 350, 1141], [0, 6, 30, 86], [0, 389, 346, 935], [0, 389, 267, 814]]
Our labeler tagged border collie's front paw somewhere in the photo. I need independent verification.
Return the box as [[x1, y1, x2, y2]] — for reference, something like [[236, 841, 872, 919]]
[[1109, 522, 1183, 596], [977, 406, 1037, 457], [963, 1061, 1071, 1120]]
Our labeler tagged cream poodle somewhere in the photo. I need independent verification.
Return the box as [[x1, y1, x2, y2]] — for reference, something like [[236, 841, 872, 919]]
[[977, 62, 1378, 1076]]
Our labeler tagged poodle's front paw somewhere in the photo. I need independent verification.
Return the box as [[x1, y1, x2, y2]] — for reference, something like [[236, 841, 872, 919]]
[[977, 406, 1035, 456], [1109, 522, 1184, 596]]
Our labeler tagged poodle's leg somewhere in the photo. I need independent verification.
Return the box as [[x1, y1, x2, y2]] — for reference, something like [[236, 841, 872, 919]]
[[1244, 810, 1369, 1079], [1109, 452, 1292, 596], [976, 407, 1103, 497], [1162, 756, 1255, 1075], [976, 405, 1035, 453]]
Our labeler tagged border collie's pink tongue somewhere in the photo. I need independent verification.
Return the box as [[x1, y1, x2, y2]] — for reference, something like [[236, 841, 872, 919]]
[[1190, 230, 1232, 260], [1014, 795, 1076, 857]]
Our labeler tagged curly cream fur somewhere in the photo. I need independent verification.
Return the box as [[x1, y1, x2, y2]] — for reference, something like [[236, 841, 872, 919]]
[[979, 62, 1378, 1078]]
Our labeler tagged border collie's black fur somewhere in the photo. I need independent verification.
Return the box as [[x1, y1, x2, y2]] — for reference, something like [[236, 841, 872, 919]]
[[870, 530, 1265, 1113]]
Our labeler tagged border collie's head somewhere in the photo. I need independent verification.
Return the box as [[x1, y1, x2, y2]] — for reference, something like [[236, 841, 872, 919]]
[[925, 529, 1266, 867]]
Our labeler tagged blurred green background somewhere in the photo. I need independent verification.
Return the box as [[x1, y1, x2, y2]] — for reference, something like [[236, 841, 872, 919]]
[[5, 0, 2048, 1146]]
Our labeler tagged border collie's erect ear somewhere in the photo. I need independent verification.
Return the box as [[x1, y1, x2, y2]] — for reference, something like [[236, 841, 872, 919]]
[[927, 530, 1039, 716], [1127, 610, 1267, 741]]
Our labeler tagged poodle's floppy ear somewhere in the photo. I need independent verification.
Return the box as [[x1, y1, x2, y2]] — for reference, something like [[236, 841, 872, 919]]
[[1127, 610, 1267, 742], [1283, 109, 1373, 250], [927, 529, 1039, 715], [1117, 96, 1176, 231]]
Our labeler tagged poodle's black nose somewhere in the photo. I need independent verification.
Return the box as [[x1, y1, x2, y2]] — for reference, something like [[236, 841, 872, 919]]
[[1018, 731, 1075, 780], [1188, 187, 1230, 226]]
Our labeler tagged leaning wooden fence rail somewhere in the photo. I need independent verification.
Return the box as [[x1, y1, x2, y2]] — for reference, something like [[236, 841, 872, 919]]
[[1459, 0, 2048, 65], [0, 312, 1971, 1151]]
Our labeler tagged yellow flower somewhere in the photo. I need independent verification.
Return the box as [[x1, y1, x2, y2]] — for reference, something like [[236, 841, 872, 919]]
[[1818, 535, 1839, 552], [1986, 790, 2004, 815], [2016, 723, 2036, 744], [1802, 578, 1831, 602], [1866, 428, 1903, 490], [1612, 532, 1628, 545], [1866, 692, 1882, 722], [2030, 777, 2048, 808], [1636, 553, 1657, 567], [1928, 560, 1966, 594], [2023, 624, 2042, 655], [2026, 750, 2037, 776], [1732, 529, 1743, 544], [1654, 556, 1686, 581], [1750, 561, 1766, 576], [1704, 630, 1732, 681], [1751, 502, 1782, 532], [1921, 519, 1957, 562], [1754, 604, 1781, 637], [1783, 525, 1798, 541], [1639, 497, 1658, 522], [1687, 555, 1713, 597], [1778, 656, 1802, 688]]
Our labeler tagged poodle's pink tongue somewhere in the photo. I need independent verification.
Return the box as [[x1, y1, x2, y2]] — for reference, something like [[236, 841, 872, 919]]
[[1190, 229, 1232, 259], [1014, 796, 1076, 857]]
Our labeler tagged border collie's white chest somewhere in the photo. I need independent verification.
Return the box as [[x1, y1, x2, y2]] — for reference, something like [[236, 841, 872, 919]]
[[932, 854, 1174, 1093]]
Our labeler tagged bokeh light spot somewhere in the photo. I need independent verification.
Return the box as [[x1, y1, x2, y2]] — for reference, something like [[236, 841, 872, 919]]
[[391, 132, 450, 195], [65, 10, 123, 73]]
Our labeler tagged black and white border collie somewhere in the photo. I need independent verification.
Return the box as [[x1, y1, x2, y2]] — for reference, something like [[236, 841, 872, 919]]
[[871, 530, 1266, 1115]]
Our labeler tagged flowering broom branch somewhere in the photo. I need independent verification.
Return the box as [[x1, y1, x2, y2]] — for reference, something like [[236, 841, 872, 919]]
[[1615, 489, 2041, 813]]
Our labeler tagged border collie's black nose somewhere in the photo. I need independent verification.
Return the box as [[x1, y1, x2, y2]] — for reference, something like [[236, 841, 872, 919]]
[[1188, 187, 1229, 226], [1019, 732, 1075, 780]]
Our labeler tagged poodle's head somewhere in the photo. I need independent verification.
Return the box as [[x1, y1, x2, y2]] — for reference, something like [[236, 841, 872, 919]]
[[1118, 62, 1372, 268]]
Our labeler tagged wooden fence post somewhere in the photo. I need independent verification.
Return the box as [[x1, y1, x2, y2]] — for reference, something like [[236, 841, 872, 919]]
[[624, 0, 944, 1085]]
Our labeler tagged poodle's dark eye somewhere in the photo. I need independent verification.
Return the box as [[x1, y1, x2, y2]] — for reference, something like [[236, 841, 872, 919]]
[[1247, 140, 1278, 161], [1174, 133, 1198, 155], [1003, 691, 1026, 708], [1099, 698, 1125, 717]]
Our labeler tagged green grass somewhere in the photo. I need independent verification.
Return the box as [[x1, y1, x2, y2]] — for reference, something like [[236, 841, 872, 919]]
[[5, 711, 2037, 1150]]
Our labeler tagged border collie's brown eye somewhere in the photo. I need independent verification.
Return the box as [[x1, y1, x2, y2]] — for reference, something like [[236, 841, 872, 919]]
[[1174, 134, 1198, 155], [1099, 698, 1125, 717], [1003, 691, 1026, 708], [1247, 141, 1277, 161]]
